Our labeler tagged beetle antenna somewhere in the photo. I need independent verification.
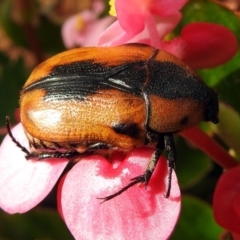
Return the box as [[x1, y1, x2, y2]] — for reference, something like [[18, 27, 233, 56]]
[[6, 116, 30, 155]]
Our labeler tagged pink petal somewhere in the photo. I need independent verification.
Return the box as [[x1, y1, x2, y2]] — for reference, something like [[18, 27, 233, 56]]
[[62, 13, 115, 48], [79, 16, 115, 47], [61, 12, 96, 48], [162, 22, 238, 69], [97, 21, 136, 46], [144, 13, 162, 48], [161, 37, 182, 56], [115, 0, 146, 34], [213, 165, 240, 234], [91, 0, 105, 15], [98, 13, 181, 48], [155, 12, 182, 39], [150, 0, 188, 16], [0, 123, 68, 213], [61, 15, 82, 48], [99, 1, 184, 47], [139, 12, 182, 48], [115, 0, 187, 34], [61, 0, 115, 48], [59, 147, 181, 239]]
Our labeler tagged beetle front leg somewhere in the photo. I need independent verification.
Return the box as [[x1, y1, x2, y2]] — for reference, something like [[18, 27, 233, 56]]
[[138, 133, 176, 198], [139, 133, 176, 198], [131, 135, 165, 187], [99, 133, 177, 202]]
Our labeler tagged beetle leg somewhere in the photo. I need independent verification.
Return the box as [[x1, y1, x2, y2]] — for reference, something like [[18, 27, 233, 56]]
[[163, 134, 176, 197], [29, 142, 114, 160], [6, 116, 30, 155], [25, 151, 82, 160], [98, 137, 164, 203], [98, 133, 177, 202]]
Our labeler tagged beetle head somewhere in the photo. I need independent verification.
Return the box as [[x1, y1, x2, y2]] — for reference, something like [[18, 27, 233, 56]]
[[204, 89, 219, 124]]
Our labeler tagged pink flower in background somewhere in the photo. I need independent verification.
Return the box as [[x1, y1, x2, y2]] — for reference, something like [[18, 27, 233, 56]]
[[213, 165, 240, 240], [61, 0, 115, 48]]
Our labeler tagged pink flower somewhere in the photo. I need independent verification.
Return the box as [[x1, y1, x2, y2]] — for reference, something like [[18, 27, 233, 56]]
[[98, 0, 187, 48], [98, 1, 238, 69], [213, 165, 240, 239], [0, 123, 181, 239], [61, 0, 115, 48]]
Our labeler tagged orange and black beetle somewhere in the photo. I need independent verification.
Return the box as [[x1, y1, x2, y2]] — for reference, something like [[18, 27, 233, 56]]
[[7, 43, 219, 200]]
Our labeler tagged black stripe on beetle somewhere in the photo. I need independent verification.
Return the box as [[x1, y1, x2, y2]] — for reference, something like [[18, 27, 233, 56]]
[[22, 62, 142, 100], [22, 60, 210, 102]]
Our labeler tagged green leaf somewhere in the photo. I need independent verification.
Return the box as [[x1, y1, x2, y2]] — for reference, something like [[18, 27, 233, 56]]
[[175, 136, 213, 189], [0, 207, 73, 240], [211, 103, 240, 158], [170, 195, 222, 240]]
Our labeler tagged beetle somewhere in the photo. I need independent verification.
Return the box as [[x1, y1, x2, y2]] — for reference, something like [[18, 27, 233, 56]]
[[7, 43, 219, 201]]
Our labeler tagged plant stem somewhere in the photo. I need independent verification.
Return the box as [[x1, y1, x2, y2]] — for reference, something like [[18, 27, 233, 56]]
[[179, 126, 238, 169]]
